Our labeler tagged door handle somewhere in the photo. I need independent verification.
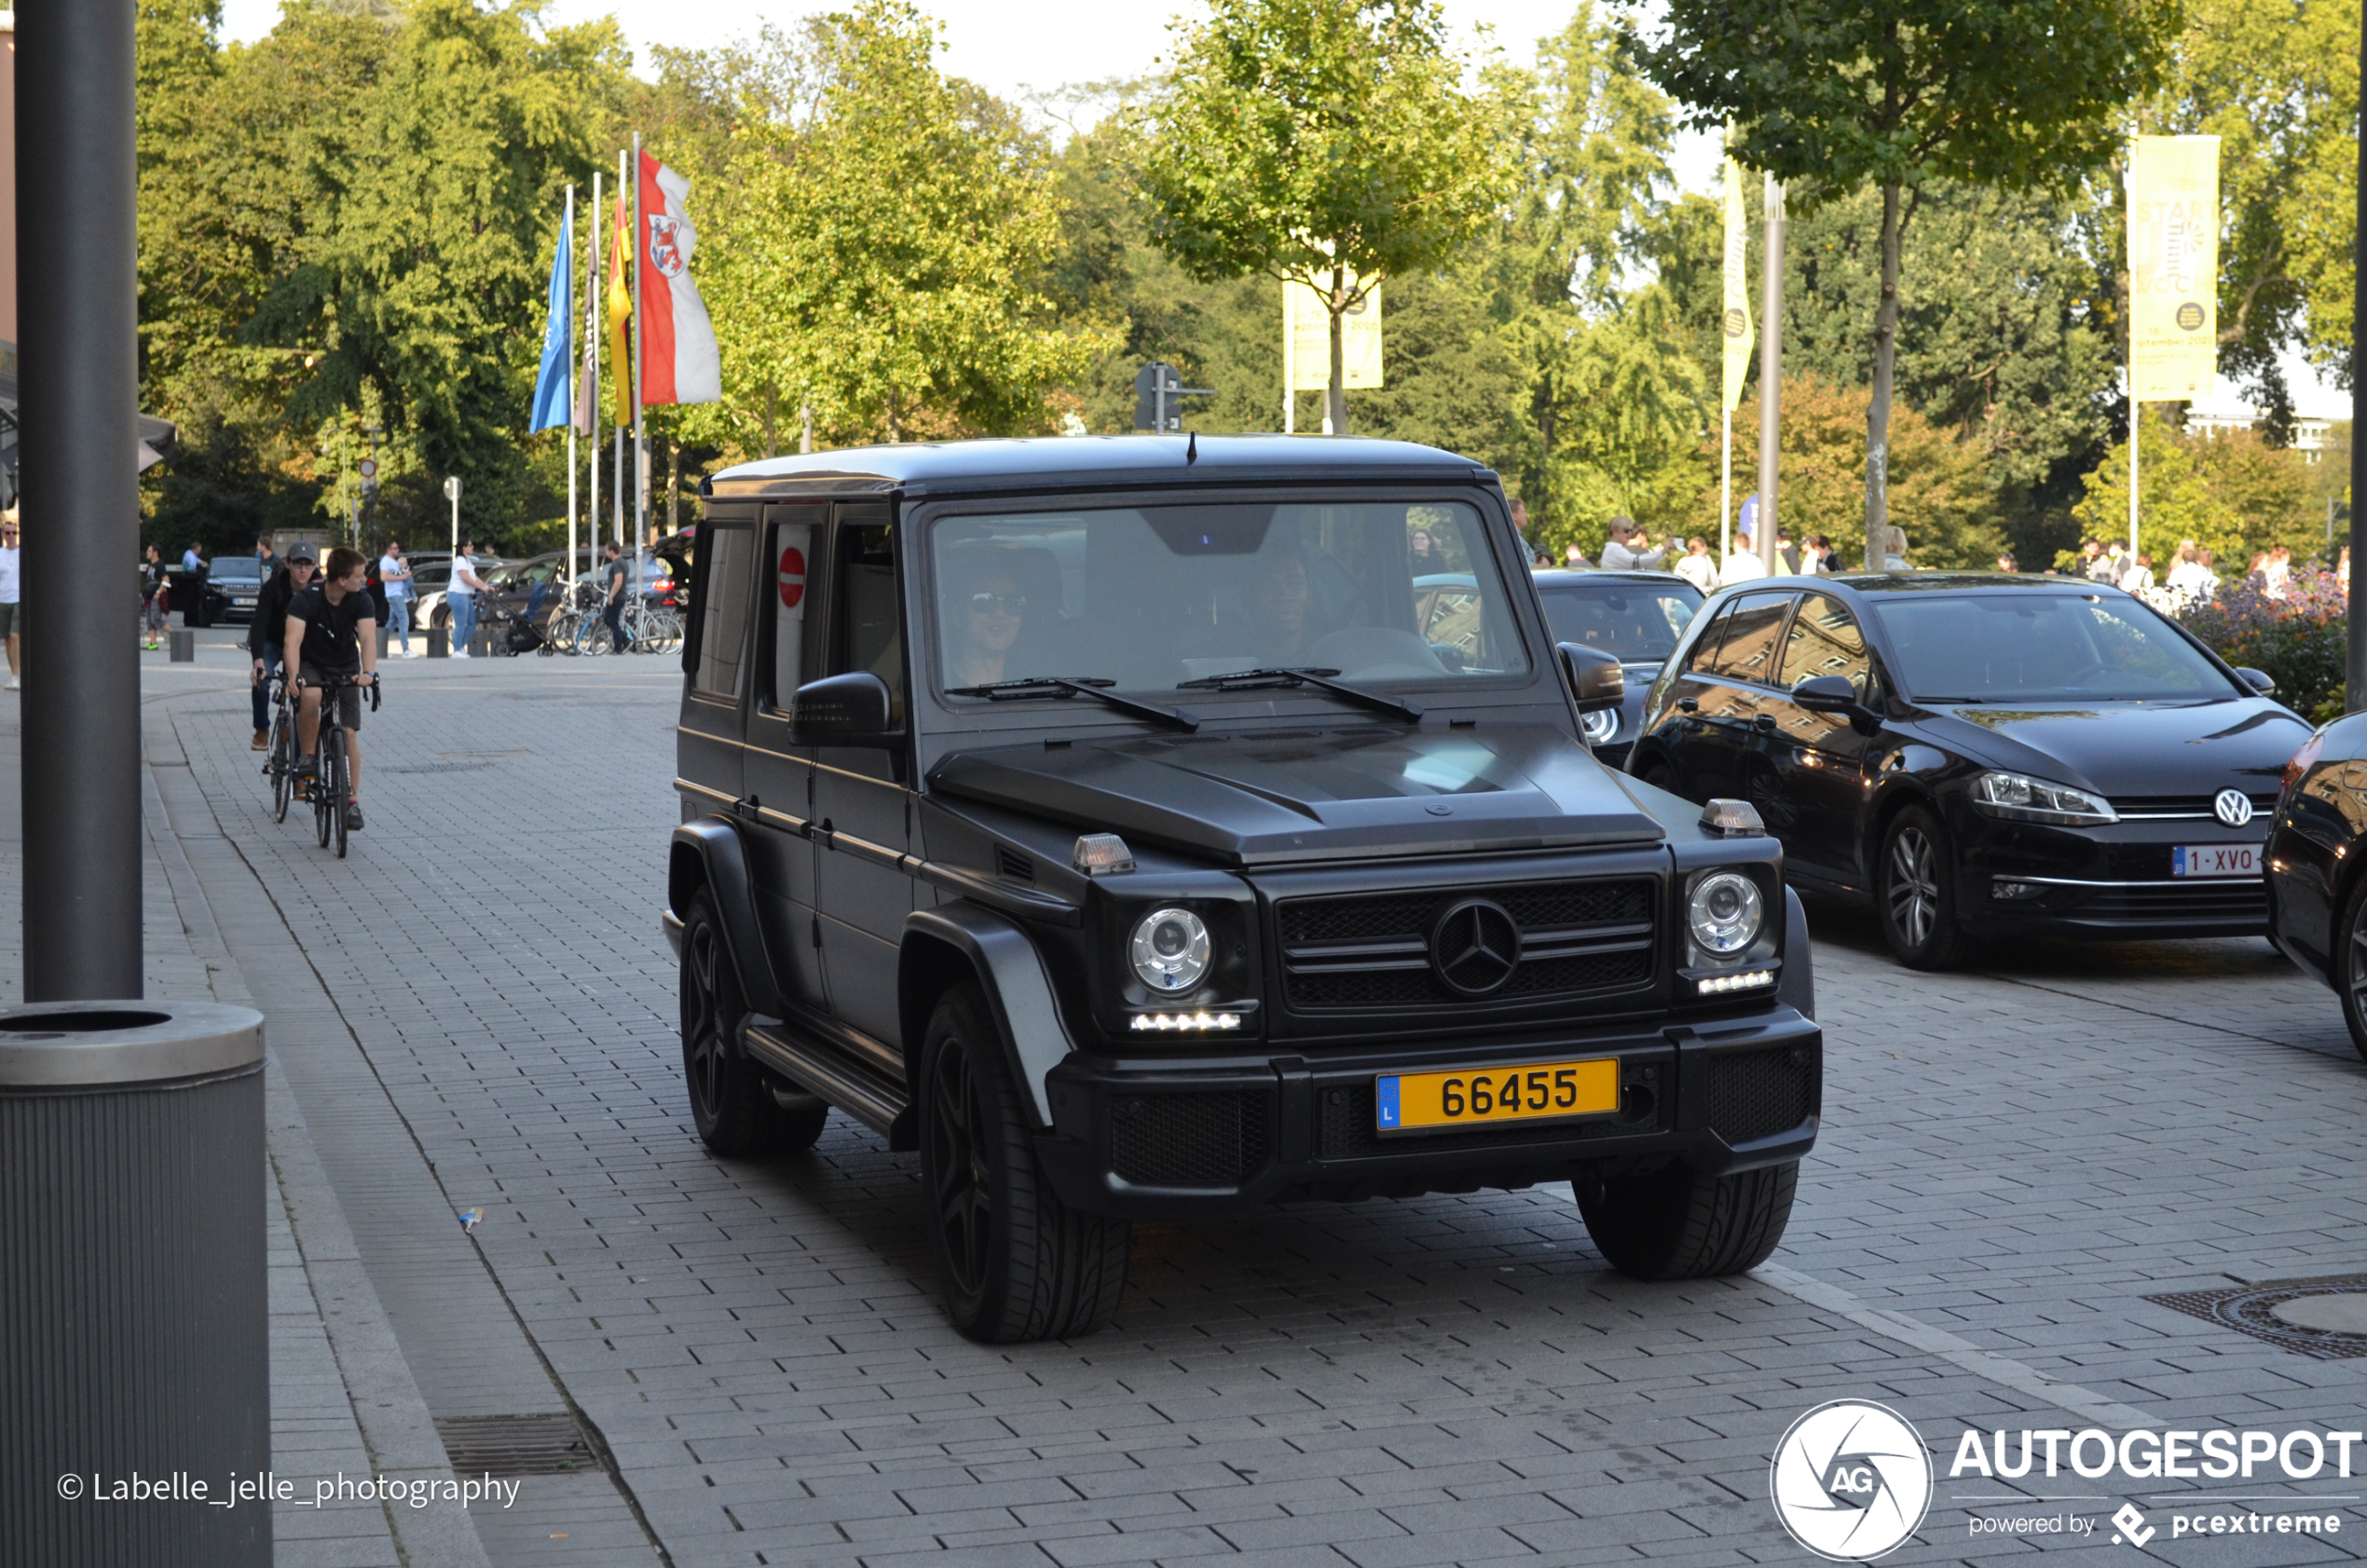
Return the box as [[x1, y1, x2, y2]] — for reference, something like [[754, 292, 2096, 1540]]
[[1754, 713, 1778, 732], [1677, 697, 1699, 714]]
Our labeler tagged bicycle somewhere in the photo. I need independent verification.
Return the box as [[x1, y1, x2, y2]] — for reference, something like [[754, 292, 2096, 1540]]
[[260, 670, 299, 824], [300, 670, 381, 859]]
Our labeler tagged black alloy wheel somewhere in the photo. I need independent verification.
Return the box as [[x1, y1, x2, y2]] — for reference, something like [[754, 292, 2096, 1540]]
[[1878, 805, 1969, 970], [2337, 876, 2367, 1066], [920, 983, 1129, 1343], [678, 893, 825, 1158]]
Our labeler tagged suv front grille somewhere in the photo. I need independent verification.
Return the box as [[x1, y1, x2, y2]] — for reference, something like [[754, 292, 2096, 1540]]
[[1277, 878, 1656, 1013], [1111, 1091, 1268, 1187], [1707, 1046, 1816, 1144]]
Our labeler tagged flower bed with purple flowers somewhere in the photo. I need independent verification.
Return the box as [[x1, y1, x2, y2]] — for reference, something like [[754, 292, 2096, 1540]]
[[2177, 577, 2346, 721]]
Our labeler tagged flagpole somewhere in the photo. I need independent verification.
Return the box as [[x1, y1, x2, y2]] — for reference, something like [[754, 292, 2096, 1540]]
[[614, 148, 625, 558], [2129, 402, 2141, 560], [1720, 408, 1731, 565], [587, 170, 600, 593], [632, 132, 647, 611], [564, 184, 577, 614]]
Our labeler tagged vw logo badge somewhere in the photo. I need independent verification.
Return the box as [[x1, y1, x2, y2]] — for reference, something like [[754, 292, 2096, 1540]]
[[2213, 788, 2254, 828], [1768, 1399, 1932, 1561], [1429, 898, 1522, 996]]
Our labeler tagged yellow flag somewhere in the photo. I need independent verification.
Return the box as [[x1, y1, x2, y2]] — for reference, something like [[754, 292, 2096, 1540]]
[[605, 193, 634, 425], [2127, 135, 2220, 402], [1721, 156, 1754, 413], [1284, 275, 1382, 389]]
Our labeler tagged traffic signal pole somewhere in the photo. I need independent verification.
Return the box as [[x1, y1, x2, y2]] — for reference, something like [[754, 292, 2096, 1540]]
[[20, 0, 142, 997]]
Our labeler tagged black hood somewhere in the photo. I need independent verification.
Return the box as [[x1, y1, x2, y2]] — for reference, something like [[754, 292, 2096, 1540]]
[[929, 726, 1664, 866], [1918, 697, 2310, 798]]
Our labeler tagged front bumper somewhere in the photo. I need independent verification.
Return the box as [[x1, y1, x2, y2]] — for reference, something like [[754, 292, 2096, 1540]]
[[1034, 1005, 1819, 1220], [1950, 806, 2268, 938]]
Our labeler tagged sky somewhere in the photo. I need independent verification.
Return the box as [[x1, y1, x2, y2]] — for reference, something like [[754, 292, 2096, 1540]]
[[214, 0, 2341, 417]]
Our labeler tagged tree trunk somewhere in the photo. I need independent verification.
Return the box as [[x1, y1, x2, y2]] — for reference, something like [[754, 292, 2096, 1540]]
[[1327, 264, 1348, 434], [764, 385, 778, 459], [1864, 180, 1902, 572], [800, 402, 814, 455]]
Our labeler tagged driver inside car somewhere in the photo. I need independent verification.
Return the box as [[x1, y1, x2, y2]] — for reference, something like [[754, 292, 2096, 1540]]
[[943, 558, 1029, 689]]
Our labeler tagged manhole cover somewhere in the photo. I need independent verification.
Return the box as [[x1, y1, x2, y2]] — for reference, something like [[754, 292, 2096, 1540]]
[[2148, 1275, 2367, 1358], [433, 1413, 595, 1477]]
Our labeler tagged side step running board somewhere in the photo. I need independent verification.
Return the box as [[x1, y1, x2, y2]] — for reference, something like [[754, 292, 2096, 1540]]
[[742, 1020, 911, 1144]]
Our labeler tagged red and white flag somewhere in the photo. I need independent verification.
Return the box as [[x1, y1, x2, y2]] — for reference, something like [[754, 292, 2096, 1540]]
[[636, 150, 720, 406]]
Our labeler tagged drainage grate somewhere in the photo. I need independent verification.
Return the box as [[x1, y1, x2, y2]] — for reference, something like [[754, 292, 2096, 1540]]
[[2146, 1275, 2367, 1359], [433, 1413, 595, 1477]]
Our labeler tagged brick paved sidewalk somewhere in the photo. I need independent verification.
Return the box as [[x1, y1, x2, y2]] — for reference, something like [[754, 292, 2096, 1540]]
[[48, 631, 2367, 1567]]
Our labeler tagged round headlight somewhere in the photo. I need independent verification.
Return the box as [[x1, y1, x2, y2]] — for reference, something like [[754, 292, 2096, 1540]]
[[1130, 907, 1211, 992], [1688, 872, 1764, 956], [1580, 707, 1619, 744]]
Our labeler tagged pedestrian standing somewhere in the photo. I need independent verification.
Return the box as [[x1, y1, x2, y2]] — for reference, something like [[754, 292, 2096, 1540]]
[[181, 540, 200, 574], [448, 539, 486, 658], [248, 542, 317, 748], [603, 541, 631, 653], [1719, 529, 1768, 587], [1881, 526, 1910, 571], [0, 511, 21, 690], [1599, 517, 1664, 573], [1674, 537, 1717, 592], [2122, 552, 2156, 593], [142, 543, 168, 648], [254, 536, 278, 581], [377, 540, 415, 657]]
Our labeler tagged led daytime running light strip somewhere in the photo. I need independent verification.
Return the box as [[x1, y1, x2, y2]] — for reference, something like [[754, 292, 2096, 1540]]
[[1129, 1012, 1243, 1031], [1695, 969, 1774, 996]]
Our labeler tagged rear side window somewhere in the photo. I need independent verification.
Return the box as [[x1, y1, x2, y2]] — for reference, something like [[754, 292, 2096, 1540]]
[[830, 516, 904, 724], [1709, 593, 1795, 684], [1778, 593, 1874, 700], [1680, 601, 1736, 674], [692, 525, 755, 701], [766, 511, 818, 707]]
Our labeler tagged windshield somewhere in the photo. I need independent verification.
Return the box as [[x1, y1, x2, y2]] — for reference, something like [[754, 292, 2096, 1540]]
[[1869, 593, 2238, 702], [927, 498, 1530, 695], [212, 558, 264, 581], [1536, 580, 1700, 663]]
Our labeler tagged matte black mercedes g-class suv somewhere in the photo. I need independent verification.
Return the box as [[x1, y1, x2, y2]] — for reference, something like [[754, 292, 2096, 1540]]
[[664, 436, 1820, 1343]]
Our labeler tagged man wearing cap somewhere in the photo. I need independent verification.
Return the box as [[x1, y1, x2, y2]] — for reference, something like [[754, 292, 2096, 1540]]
[[246, 541, 317, 748]]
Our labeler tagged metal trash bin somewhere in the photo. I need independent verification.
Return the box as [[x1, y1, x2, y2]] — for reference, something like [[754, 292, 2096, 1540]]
[[1, 1002, 270, 1567], [169, 628, 195, 661], [427, 627, 448, 658]]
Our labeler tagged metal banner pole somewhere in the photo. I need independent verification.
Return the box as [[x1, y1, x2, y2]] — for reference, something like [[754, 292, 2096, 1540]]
[[614, 149, 626, 555], [631, 133, 647, 611], [2350, 0, 2367, 712], [20, 0, 141, 997], [586, 170, 599, 590], [564, 183, 577, 606], [1758, 171, 1785, 576], [2129, 402, 2141, 560]]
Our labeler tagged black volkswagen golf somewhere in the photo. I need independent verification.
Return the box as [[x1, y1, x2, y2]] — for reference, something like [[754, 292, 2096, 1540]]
[[1626, 572, 2311, 969]]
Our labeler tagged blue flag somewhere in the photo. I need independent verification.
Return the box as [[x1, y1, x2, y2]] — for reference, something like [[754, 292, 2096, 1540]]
[[529, 206, 573, 432]]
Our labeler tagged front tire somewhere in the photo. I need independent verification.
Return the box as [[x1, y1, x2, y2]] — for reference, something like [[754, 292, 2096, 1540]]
[[1878, 805, 1970, 970], [920, 983, 1129, 1343], [2336, 875, 2367, 1066], [1576, 1159, 1798, 1279], [679, 893, 825, 1157]]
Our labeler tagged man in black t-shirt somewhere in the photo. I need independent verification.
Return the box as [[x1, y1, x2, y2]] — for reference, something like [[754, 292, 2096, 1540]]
[[602, 540, 630, 652], [283, 546, 379, 832]]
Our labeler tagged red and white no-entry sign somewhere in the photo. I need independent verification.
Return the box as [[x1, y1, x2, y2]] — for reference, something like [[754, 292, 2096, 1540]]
[[777, 545, 806, 609]]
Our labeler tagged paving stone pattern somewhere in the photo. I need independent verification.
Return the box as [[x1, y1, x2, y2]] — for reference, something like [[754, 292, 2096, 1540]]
[[123, 639, 2367, 1565]]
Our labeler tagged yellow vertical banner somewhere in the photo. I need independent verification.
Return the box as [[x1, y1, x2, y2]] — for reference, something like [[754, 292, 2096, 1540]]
[[2127, 135, 2221, 401], [1721, 157, 1754, 412], [1284, 276, 1383, 389]]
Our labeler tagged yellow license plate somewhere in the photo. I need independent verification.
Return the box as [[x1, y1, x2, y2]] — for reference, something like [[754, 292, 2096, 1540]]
[[1376, 1057, 1621, 1135]]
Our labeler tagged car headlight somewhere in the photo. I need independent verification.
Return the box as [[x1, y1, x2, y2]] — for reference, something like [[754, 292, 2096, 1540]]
[[1580, 708, 1619, 744], [1688, 872, 1764, 956], [1130, 907, 1211, 992], [1969, 770, 2115, 825]]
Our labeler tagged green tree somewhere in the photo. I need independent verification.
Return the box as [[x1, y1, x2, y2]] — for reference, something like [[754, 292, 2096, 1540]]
[[1628, 0, 2177, 572], [691, 1, 1108, 446], [2072, 413, 2317, 567], [1133, 0, 1517, 431]]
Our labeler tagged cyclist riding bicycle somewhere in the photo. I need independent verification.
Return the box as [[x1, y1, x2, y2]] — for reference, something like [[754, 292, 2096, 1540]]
[[247, 540, 317, 749], [285, 546, 379, 833]]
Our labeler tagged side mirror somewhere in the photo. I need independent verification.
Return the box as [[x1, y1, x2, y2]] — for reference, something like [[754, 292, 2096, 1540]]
[[1557, 643, 1624, 714], [2237, 666, 2277, 695], [790, 672, 896, 744], [1792, 674, 1884, 734]]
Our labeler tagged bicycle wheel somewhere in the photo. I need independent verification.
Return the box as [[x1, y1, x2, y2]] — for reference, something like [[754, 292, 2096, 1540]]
[[326, 729, 349, 859], [313, 731, 334, 848], [268, 702, 294, 824], [575, 616, 609, 657]]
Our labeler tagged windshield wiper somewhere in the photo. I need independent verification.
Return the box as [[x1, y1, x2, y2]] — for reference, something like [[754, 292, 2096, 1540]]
[[946, 675, 1199, 731], [1176, 666, 1423, 722]]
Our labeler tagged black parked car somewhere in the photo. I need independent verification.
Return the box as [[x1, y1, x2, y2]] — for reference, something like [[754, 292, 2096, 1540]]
[[2264, 714, 2367, 1057], [1528, 568, 1703, 768], [664, 436, 1822, 1342], [1627, 571, 2310, 970]]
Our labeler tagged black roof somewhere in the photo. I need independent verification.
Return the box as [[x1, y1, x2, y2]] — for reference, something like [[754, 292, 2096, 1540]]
[[1722, 570, 2127, 599], [705, 434, 1493, 500]]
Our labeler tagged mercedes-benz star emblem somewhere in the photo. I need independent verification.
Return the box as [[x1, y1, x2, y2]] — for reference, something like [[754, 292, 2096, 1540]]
[[2213, 788, 2254, 828], [1430, 899, 1522, 996]]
